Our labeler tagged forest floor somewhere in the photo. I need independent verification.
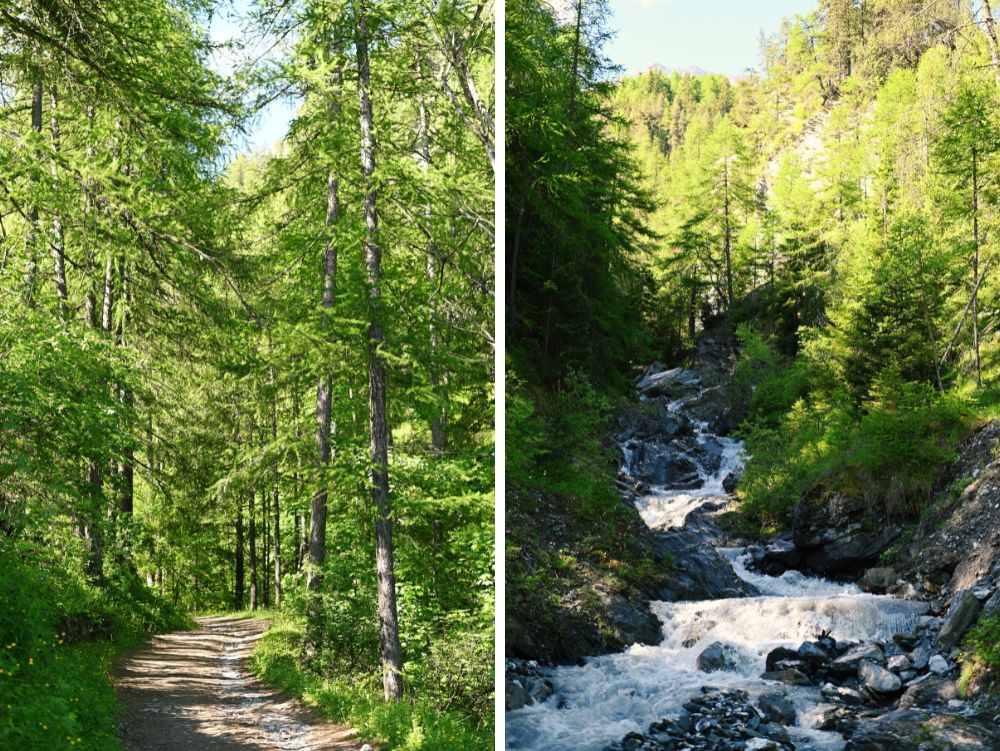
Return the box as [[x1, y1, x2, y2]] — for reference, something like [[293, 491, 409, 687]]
[[113, 616, 363, 751]]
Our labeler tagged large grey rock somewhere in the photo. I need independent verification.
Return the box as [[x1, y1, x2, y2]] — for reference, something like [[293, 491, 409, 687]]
[[696, 641, 742, 672], [505, 679, 533, 711], [845, 709, 1000, 750], [821, 682, 865, 705], [765, 646, 804, 672], [928, 654, 950, 675], [761, 668, 813, 686], [859, 660, 902, 693], [938, 589, 983, 649], [757, 691, 796, 725], [898, 674, 957, 709], [653, 527, 759, 601], [636, 365, 701, 399], [830, 643, 886, 676], [792, 494, 901, 576], [886, 654, 911, 673], [860, 567, 899, 594]]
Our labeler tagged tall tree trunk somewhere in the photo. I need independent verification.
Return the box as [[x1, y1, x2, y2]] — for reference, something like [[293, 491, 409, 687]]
[[972, 146, 982, 388], [249, 489, 258, 611], [982, 0, 1000, 86], [357, 0, 403, 702], [23, 68, 42, 306], [235, 491, 245, 610], [49, 85, 68, 320], [271, 368, 282, 608]]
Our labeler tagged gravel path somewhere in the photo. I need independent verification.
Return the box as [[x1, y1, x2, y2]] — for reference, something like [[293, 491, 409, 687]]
[[113, 616, 364, 751]]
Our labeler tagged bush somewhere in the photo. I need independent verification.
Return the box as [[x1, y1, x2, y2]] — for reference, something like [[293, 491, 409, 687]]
[[250, 615, 492, 751]]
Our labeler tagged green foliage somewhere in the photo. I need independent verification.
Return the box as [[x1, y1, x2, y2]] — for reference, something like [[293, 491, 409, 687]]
[[251, 617, 491, 751], [963, 615, 1000, 684], [0, 542, 188, 751]]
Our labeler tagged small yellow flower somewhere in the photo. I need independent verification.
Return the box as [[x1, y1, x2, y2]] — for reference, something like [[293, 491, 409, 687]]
[[28, 658, 33, 665]]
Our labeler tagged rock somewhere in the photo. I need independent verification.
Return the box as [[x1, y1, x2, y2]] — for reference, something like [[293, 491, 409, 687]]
[[816, 706, 860, 734], [749, 537, 801, 576], [761, 668, 813, 686], [845, 709, 1000, 751], [860, 567, 899, 594], [909, 645, 930, 670], [765, 646, 803, 672], [859, 660, 902, 693], [359, 745, 374, 751], [928, 654, 949, 675], [830, 643, 886, 676], [636, 365, 700, 399], [792, 494, 902, 577], [797, 640, 829, 664], [505, 679, 533, 711], [653, 527, 759, 601], [757, 691, 796, 725], [938, 589, 983, 649], [983, 589, 1000, 616], [886, 655, 911, 673], [821, 682, 866, 705], [744, 740, 780, 751], [696, 641, 743, 673], [898, 669, 917, 682]]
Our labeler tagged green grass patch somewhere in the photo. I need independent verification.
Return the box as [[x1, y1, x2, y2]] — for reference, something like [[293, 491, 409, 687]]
[[250, 615, 492, 751]]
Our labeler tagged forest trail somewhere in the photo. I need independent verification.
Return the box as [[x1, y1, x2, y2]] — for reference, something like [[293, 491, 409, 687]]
[[113, 616, 363, 751]]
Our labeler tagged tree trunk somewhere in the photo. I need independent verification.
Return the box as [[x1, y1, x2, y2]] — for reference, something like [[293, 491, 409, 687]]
[[357, 0, 403, 702], [271, 369, 282, 609], [49, 85, 68, 320], [982, 0, 1000, 86], [972, 146, 982, 388], [723, 161, 734, 309], [235, 489, 245, 610], [23, 68, 42, 305], [249, 489, 257, 611]]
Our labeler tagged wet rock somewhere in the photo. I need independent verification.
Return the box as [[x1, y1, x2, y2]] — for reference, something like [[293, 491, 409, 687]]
[[909, 644, 930, 670], [860, 567, 899, 594], [821, 683, 866, 706], [760, 668, 813, 686], [747, 537, 801, 576], [830, 644, 886, 677], [928, 654, 950, 675], [792, 494, 901, 577], [636, 365, 701, 400], [845, 708, 1000, 751], [764, 647, 802, 672], [653, 528, 759, 602], [796, 640, 829, 664], [898, 675, 957, 709], [886, 655, 911, 673], [756, 691, 796, 725], [816, 706, 860, 734], [744, 739, 781, 750], [937, 589, 983, 649], [859, 660, 902, 693], [696, 641, 743, 673], [505, 679, 533, 711]]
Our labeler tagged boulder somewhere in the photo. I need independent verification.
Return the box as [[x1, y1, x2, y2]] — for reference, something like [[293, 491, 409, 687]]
[[792, 494, 901, 576], [760, 668, 813, 686], [696, 641, 743, 673], [821, 682, 865, 706], [636, 365, 700, 400], [765, 646, 803, 672], [830, 643, 886, 676], [505, 679, 533, 711], [928, 654, 949, 675], [859, 660, 902, 693], [860, 567, 899, 594], [845, 709, 1000, 751], [757, 691, 796, 725], [938, 589, 983, 649], [797, 640, 830, 664], [653, 527, 759, 601], [886, 654, 911, 673], [909, 644, 930, 670], [898, 674, 957, 709]]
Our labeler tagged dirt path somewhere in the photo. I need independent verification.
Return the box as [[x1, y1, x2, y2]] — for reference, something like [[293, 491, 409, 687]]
[[113, 616, 365, 751]]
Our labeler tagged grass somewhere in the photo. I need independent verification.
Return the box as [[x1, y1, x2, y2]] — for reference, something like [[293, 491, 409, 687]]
[[249, 614, 492, 751]]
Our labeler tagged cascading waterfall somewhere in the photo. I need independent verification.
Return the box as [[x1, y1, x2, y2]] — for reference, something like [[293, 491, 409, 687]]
[[506, 376, 927, 751]]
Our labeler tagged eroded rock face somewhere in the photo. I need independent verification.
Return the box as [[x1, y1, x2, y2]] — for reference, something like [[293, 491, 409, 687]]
[[937, 589, 983, 649], [652, 527, 759, 602], [792, 494, 902, 577], [845, 709, 1000, 751]]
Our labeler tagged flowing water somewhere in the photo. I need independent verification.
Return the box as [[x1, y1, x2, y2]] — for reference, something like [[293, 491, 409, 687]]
[[506, 378, 928, 751]]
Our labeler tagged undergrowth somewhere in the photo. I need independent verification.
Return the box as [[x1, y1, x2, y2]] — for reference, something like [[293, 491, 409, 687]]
[[0, 542, 190, 751], [250, 614, 492, 751]]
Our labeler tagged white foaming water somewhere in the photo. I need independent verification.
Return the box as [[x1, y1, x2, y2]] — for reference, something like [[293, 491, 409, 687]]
[[508, 378, 927, 751], [635, 422, 745, 529]]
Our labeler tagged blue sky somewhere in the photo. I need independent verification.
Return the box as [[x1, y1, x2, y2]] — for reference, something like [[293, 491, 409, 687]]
[[606, 0, 818, 77], [207, 1, 298, 154]]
